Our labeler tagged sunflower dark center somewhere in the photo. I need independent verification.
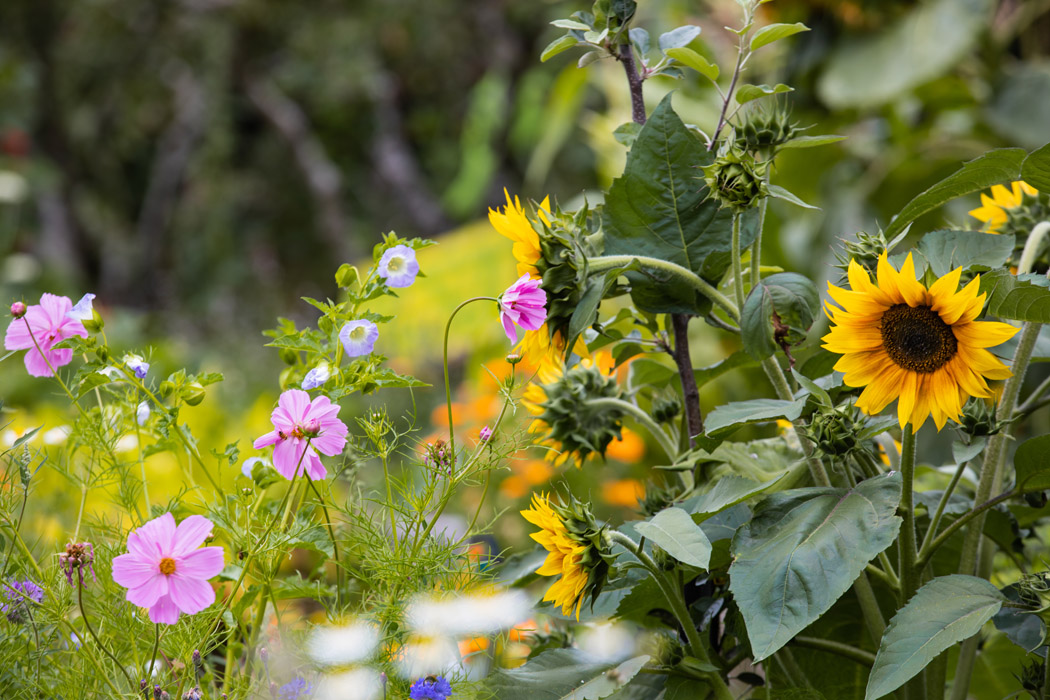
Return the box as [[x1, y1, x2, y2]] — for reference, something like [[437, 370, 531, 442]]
[[880, 304, 957, 373]]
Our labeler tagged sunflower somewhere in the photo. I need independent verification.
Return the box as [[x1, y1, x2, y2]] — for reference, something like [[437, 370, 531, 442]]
[[522, 359, 575, 466], [488, 189, 550, 279], [823, 253, 1018, 431], [519, 323, 590, 374], [969, 181, 1038, 233], [521, 493, 612, 620]]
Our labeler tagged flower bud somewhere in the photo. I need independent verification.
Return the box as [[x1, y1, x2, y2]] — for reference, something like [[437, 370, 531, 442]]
[[702, 148, 769, 212], [335, 263, 359, 289], [506, 353, 523, 365], [82, 309, 104, 334], [182, 383, 206, 406], [10, 301, 26, 319], [95, 345, 110, 363], [279, 348, 299, 365], [158, 381, 175, 398], [652, 396, 681, 424]]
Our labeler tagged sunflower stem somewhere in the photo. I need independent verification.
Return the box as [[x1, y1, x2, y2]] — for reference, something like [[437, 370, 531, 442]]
[[918, 455, 969, 557], [587, 255, 740, 321], [897, 424, 927, 700], [607, 531, 735, 700], [731, 213, 747, 312], [761, 356, 831, 487], [585, 397, 678, 460]]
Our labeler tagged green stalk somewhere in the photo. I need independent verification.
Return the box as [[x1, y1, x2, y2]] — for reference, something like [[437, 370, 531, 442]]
[[585, 397, 678, 460], [307, 476, 343, 609], [790, 637, 875, 667], [897, 425, 920, 603], [442, 297, 499, 463], [78, 576, 135, 692], [731, 213, 746, 311], [587, 255, 739, 321], [147, 623, 160, 684], [949, 226, 1048, 700], [608, 531, 735, 700], [918, 457, 969, 557]]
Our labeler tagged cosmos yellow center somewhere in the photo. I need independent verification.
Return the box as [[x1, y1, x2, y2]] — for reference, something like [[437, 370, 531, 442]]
[[880, 304, 958, 373], [159, 557, 176, 575]]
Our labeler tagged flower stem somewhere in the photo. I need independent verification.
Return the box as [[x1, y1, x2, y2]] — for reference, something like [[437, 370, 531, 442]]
[[147, 623, 160, 684], [790, 636, 875, 667], [897, 424, 926, 700], [78, 575, 135, 691], [731, 213, 746, 312], [587, 255, 739, 321], [442, 296, 499, 465], [670, 313, 704, 445], [585, 397, 678, 460], [607, 531, 735, 700], [307, 476, 343, 609], [918, 456, 969, 557]]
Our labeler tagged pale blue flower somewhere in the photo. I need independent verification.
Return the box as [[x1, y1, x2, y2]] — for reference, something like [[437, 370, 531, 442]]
[[136, 401, 150, 426], [123, 354, 149, 379], [302, 363, 331, 390], [241, 456, 270, 480], [339, 320, 379, 358], [67, 293, 96, 321], [378, 244, 420, 288]]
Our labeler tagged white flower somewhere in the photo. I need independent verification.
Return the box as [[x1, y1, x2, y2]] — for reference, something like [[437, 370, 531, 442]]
[[395, 636, 460, 680], [406, 590, 530, 637], [307, 621, 379, 666], [577, 622, 637, 662], [136, 401, 150, 426], [316, 668, 383, 700], [42, 426, 72, 445], [67, 293, 96, 321]]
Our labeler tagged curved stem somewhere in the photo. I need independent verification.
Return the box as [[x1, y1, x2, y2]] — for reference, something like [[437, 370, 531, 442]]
[[1016, 221, 1050, 276], [443, 297, 499, 464], [78, 577, 135, 691], [585, 397, 678, 460], [790, 636, 876, 667], [588, 255, 739, 321]]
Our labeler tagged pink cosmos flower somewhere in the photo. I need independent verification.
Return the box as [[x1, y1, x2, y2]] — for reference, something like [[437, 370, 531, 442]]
[[498, 274, 547, 343], [3, 294, 88, 377], [253, 389, 349, 481], [111, 513, 225, 625]]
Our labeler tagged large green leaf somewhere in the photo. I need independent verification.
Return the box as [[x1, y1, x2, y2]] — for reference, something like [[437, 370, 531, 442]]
[[915, 230, 1015, 278], [483, 649, 634, 699], [1021, 141, 1050, 192], [741, 272, 820, 361], [1014, 434, 1050, 492], [602, 93, 755, 313], [883, 148, 1026, 239], [730, 472, 903, 660], [865, 575, 1005, 700], [817, 0, 992, 109], [978, 269, 1050, 323], [634, 507, 712, 569], [705, 398, 807, 435], [681, 474, 786, 520]]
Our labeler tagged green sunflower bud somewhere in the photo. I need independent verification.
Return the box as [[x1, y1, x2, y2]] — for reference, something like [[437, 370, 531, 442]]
[[738, 103, 799, 152], [806, 403, 868, 457], [959, 397, 1004, 439], [652, 396, 681, 424], [536, 365, 624, 463], [833, 229, 895, 281], [702, 148, 769, 212]]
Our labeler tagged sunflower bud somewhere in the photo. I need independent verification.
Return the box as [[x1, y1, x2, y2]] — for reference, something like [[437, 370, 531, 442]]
[[806, 404, 867, 457], [702, 148, 769, 212], [959, 397, 1004, 439], [833, 229, 895, 280], [652, 396, 681, 424], [739, 103, 799, 152], [535, 365, 624, 463]]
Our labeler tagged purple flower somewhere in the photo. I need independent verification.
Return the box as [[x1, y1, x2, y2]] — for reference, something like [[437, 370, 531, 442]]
[[498, 274, 547, 343], [378, 244, 420, 288], [124, 354, 149, 379], [409, 676, 452, 700], [479, 426, 492, 442], [301, 363, 331, 390], [278, 677, 314, 700], [253, 389, 349, 481], [59, 542, 96, 587], [339, 320, 379, 358], [2, 579, 43, 622], [3, 294, 88, 377], [111, 513, 225, 625]]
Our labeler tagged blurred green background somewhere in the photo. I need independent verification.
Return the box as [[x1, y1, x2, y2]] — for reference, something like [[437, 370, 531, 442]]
[[2, 0, 1050, 530]]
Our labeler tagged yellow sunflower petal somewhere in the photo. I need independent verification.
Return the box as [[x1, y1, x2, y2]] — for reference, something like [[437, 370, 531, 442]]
[[952, 320, 1019, 349]]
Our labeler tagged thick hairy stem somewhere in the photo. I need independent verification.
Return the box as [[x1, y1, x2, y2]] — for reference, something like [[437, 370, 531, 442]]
[[671, 314, 704, 444], [896, 425, 927, 700], [586, 397, 678, 459], [617, 42, 646, 126], [790, 636, 876, 667]]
